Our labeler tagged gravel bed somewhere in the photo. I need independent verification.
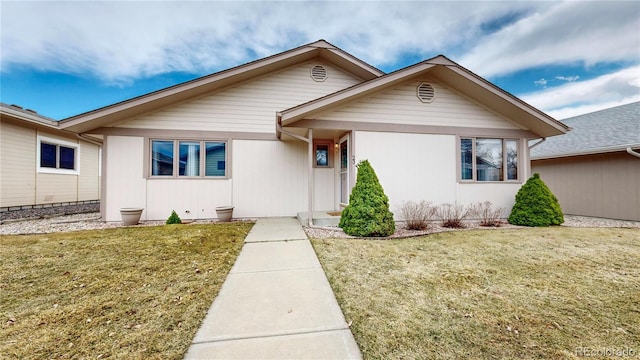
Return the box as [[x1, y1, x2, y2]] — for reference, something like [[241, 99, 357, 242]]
[[1, 213, 638, 236], [0, 203, 99, 222], [305, 216, 640, 239], [0, 212, 251, 235]]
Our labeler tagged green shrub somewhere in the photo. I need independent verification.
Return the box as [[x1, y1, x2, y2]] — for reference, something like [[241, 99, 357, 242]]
[[508, 173, 564, 227], [339, 160, 395, 237], [166, 210, 182, 225]]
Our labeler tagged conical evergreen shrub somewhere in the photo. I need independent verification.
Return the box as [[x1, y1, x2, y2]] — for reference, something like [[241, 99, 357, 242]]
[[166, 210, 182, 225], [508, 173, 564, 227], [339, 160, 395, 237]]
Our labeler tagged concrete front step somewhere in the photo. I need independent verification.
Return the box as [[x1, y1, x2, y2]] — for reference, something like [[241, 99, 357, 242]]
[[297, 211, 341, 227]]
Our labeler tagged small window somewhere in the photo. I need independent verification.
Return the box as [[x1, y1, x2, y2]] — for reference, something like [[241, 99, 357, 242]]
[[151, 139, 227, 178], [313, 140, 333, 168], [460, 138, 473, 180], [179, 141, 200, 176], [460, 138, 519, 182], [37, 136, 79, 174], [151, 140, 174, 176], [205, 142, 226, 176]]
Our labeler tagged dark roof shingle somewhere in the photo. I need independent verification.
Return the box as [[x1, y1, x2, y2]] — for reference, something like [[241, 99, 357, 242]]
[[531, 101, 640, 159]]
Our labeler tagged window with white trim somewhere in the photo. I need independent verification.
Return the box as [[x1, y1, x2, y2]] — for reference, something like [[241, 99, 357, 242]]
[[37, 136, 79, 174], [150, 139, 227, 177], [460, 138, 518, 182]]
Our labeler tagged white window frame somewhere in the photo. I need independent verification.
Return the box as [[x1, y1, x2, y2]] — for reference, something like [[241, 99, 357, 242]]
[[149, 139, 228, 179], [459, 137, 520, 183], [37, 135, 80, 175]]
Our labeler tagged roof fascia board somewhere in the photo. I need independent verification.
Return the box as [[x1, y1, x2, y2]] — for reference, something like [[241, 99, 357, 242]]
[[1, 105, 59, 128], [442, 65, 569, 134], [59, 46, 322, 131], [280, 63, 436, 125], [322, 48, 385, 78], [532, 143, 640, 160]]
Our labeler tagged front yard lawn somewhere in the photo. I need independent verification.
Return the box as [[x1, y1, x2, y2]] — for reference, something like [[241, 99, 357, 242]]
[[1, 223, 252, 359], [312, 227, 640, 359]]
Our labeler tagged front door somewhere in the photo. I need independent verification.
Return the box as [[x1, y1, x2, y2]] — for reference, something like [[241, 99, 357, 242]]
[[339, 134, 350, 205]]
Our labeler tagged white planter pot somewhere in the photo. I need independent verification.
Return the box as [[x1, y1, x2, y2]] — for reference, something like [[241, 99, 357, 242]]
[[120, 208, 143, 226], [216, 206, 234, 222]]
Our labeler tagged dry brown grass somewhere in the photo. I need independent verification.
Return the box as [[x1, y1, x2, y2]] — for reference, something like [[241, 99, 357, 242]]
[[0, 222, 252, 359], [312, 227, 640, 359]]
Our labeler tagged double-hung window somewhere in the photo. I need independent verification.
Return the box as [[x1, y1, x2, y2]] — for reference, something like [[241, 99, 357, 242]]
[[460, 138, 519, 182], [151, 139, 227, 178], [37, 136, 79, 174]]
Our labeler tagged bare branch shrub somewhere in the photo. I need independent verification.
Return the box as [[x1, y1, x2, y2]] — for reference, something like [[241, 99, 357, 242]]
[[437, 203, 470, 228], [469, 201, 504, 227], [398, 201, 436, 230]]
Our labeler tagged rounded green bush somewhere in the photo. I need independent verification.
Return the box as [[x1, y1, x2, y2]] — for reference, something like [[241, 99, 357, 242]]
[[339, 160, 395, 237], [508, 173, 564, 227]]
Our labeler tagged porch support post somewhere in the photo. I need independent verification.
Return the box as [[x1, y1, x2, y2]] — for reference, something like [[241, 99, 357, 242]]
[[308, 129, 314, 226]]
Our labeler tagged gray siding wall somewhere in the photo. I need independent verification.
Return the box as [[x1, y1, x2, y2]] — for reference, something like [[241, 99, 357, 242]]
[[532, 152, 640, 221]]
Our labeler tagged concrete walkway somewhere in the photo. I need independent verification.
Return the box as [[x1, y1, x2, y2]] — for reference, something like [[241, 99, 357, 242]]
[[184, 217, 362, 359]]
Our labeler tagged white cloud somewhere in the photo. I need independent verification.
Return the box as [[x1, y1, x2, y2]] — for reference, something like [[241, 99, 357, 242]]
[[521, 66, 640, 119], [0, 1, 540, 83], [534, 78, 548, 88], [555, 76, 579, 82], [458, 1, 640, 77]]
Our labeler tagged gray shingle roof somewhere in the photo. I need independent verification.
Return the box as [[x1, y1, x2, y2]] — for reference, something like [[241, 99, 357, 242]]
[[531, 101, 640, 159]]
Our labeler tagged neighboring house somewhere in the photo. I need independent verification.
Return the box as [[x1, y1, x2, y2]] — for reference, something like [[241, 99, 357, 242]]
[[531, 102, 640, 221], [0, 103, 102, 212], [58, 40, 568, 223]]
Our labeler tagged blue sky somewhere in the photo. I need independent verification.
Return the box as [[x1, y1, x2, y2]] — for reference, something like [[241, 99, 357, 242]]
[[1, 1, 639, 120]]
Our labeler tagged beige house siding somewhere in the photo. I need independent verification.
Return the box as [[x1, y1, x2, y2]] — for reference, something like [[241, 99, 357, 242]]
[[1, 120, 101, 208], [353, 131, 522, 217], [104, 136, 147, 221], [115, 61, 362, 133], [532, 152, 640, 221], [102, 136, 312, 221], [35, 173, 78, 204], [317, 80, 522, 130], [232, 139, 308, 218], [78, 142, 101, 201], [0, 120, 37, 207]]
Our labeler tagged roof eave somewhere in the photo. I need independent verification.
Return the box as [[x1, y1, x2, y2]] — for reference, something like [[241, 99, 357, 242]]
[[59, 40, 385, 134], [281, 62, 437, 125], [532, 144, 640, 160]]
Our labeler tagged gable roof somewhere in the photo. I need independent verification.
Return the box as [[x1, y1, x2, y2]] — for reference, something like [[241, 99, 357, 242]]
[[279, 55, 569, 139], [59, 40, 384, 134], [531, 101, 640, 159]]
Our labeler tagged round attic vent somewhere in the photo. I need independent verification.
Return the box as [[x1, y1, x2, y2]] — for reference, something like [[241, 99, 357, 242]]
[[417, 82, 436, 103], [311, 65, 327, 82]]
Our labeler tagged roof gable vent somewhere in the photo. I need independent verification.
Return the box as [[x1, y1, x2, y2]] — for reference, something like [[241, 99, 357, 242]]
[[311, 65, 327, 82], [417, 82, 436, 103]]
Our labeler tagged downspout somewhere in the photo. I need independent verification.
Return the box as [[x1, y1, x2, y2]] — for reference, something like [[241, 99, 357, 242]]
[[627, 147, 640, 159], [308, 129, 314, 227], [276, 118, 314, 227], [528, 137, 546, 149]]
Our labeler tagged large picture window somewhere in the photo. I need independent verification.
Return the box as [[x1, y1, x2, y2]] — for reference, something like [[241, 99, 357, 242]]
[[151, 139, 227, 178], [460, 138, 519, 182], [37, 136, 79, 174]]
